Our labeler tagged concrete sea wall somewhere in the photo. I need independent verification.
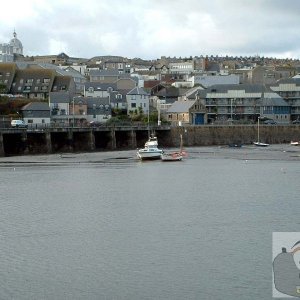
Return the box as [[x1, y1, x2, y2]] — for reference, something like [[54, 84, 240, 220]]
[[170, 125, 300, 147], [0, 125, 299, 156]]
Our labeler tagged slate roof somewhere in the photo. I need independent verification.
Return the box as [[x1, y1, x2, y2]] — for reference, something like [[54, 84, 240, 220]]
[[49, 92, 71, 103], [127, 87, 149, 96], [167, 100, 196, 113], [262, 92, 288, 106], [156, 86, 180, 98], [207, 84, 266, 93], [85, 82, 117, 91], [52, 76, 73, 92], [86, 97, 111, 114], [271, 78, 300, 86], [21, 102, 50, 111], [89, 69, 130, 77], [10, 68, 56, 94], [86, 97, 110, 108], [195, 84, 267, 98]]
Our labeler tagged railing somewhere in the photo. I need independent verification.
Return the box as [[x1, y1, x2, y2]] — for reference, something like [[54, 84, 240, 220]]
[[0, 122, 172, 132]]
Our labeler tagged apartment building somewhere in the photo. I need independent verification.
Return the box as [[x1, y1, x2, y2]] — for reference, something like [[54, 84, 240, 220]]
[[196, 84, 289, 124], [269, 78, 300, 121]]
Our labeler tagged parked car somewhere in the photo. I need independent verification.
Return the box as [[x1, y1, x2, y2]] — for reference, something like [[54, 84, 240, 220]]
[[89, 121, 104, 127], [263, 119, 277, 125], [11, 120, 28, 128], [292, 119, 300, 124]]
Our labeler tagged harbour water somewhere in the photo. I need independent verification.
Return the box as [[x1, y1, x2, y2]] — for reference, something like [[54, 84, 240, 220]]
[[0, 144, 299, 300]]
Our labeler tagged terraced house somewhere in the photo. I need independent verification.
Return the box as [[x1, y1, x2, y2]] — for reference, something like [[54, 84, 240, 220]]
[[0, 62, 80, 99]]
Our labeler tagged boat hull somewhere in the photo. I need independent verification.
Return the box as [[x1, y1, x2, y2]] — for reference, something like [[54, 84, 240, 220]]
[[254, 142, 269, 147], [137, 149, 163, 160], [290, 141, 299, 146], [161, 153, 183, 161]]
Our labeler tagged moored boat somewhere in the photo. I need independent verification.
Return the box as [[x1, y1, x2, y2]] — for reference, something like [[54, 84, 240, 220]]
[[161, 151, 183, 162], [290, 141, 299, 146], [161, 132, 187, 162], [254, 141, 269, 147], [137, 135, 163, 160], [254, 117, 269, 147]]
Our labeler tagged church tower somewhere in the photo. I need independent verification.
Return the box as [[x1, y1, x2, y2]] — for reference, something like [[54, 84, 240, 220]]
[[10, 30, 23, 55]]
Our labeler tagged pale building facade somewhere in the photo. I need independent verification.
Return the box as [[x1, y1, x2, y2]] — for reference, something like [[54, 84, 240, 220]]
[[0, 30, 23, 62]]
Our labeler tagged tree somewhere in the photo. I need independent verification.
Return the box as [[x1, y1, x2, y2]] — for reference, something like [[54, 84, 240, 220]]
[[0, 84, 7, 94]]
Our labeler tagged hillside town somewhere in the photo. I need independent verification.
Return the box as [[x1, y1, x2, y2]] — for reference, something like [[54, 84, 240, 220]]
[[1, 30, 300, 127]]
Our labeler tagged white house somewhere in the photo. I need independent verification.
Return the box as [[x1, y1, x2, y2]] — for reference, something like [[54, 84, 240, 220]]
[[84, 82, 116, 98], [21, 102, 51, 126], [126, 87, 150, 115]]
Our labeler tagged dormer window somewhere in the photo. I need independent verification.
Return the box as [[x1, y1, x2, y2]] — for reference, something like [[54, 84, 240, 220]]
[[88, 87, 94, 93]]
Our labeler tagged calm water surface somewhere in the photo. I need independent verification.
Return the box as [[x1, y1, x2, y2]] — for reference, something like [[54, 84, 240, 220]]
[[0, 145, 299, 300]]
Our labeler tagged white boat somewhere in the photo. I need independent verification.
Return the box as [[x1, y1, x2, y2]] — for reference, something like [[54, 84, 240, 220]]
[[254, 117, 269, 147], [254, 141, 269, 147], [290, 141, 299, 146], [137, 135, 163, 160]]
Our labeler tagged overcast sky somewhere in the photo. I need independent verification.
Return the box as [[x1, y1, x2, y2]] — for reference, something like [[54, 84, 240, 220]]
[[1, 0, 300, 60]]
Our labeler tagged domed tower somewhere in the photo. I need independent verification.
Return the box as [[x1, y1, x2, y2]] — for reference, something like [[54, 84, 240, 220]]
[[10, 30, 23, 55]]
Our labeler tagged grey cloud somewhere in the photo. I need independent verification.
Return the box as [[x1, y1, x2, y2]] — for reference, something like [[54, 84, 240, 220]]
[[2, 0, 300, 59]]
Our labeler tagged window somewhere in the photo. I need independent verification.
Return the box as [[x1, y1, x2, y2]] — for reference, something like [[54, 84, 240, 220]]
[[36, 79, 41, 84], [43, 78, 50, 83], [131, 103, 136, 108]]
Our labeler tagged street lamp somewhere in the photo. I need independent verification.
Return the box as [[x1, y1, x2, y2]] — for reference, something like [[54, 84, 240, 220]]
[[230, 98, 236, 124], [72, 97, 75, 127], [230, 99, 233, 121], [157, 99, 161, 126]]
